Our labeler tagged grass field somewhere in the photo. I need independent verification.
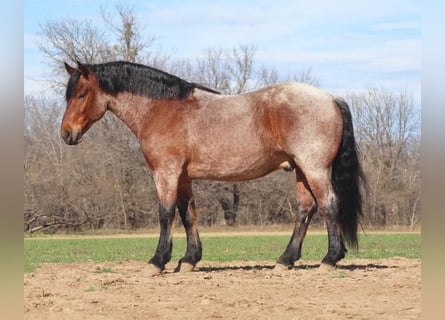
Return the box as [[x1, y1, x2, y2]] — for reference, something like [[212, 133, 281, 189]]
[[24, 232, 420, 273]]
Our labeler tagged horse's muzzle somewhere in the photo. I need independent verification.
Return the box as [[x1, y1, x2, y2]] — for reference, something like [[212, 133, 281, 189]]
[[62, 129, 82, 145]]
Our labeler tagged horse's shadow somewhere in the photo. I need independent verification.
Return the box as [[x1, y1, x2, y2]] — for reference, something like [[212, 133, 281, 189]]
[[335, 263, 394, 271], [194, 263, 394, 273], [196, 264, 275, 272]]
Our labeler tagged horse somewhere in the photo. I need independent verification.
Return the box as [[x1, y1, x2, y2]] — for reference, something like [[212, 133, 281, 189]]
[[61, 60, 365, 274]]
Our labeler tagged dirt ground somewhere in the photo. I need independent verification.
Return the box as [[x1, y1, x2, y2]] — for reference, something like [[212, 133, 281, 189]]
[[24, 256, 420, 320]]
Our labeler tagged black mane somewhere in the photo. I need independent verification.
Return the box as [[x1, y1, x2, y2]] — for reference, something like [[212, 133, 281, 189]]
[[66, 61, 219, 101]]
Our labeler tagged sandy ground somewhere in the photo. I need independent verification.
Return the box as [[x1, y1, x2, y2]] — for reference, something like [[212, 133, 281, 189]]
[[24, 257, 420, 320]]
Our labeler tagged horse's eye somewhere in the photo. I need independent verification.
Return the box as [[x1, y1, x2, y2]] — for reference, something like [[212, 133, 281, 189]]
[[78, 92, 87, 99]]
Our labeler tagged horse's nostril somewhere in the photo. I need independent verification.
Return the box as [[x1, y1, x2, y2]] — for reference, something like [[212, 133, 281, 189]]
[[63, 130, 71, 142], [74, 131, 82, 144]]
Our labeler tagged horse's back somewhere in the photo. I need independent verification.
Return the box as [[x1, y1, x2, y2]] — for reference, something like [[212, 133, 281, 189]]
[[252, 82, 334, 111]]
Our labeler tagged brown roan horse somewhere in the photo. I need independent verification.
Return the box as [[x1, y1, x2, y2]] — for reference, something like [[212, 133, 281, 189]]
[[61, 61, 365, 274]]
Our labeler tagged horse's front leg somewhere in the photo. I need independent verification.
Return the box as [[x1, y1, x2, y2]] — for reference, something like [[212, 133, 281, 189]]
[[175, 178, 202, 272], [147, 170, 179, 274]]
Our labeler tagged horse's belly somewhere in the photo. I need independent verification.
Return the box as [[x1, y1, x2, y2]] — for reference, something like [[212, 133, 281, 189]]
[[187, 152, 290, 182], [185, 113, 291, 181]]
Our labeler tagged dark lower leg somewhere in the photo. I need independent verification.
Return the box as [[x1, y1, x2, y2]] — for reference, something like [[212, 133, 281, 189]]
[[148, 203, 176, 270], [176, 183, 202, 270], [321, 209, 347, 266], [181, 230, 202, 266], [177, 200, 202, 267], [277, 212, 313, 268], [277, 174, 316, 268], [178, 232, 202, 270], [299, 169, 345, 266]]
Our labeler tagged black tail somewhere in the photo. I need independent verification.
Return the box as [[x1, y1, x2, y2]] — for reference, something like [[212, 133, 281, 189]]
[[332, 97, 365, 249]]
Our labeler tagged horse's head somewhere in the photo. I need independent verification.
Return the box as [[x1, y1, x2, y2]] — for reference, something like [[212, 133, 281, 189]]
[[61, 61, 107, 145]]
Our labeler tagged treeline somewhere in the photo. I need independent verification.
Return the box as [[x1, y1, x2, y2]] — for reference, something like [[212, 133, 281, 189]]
[[24, 5, 420, 232]]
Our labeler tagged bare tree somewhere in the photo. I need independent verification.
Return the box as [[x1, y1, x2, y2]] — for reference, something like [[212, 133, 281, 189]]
[[256, 65, 280, 87], [100, 3, 156, 64], [293, 67, 320, 87], [218, 185, 240, 226], [347, 88, 420, 227], [195, 47, 231, 92], [38, 19, 113, 94], [38, 4, 164, 94], [194, 44, 275, 94], [227, 44, 255, 94], [194, 44, 320, 93]]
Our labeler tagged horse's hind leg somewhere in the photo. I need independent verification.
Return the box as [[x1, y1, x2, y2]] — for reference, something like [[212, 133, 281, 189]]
[[303, 168, 346, 267], [321, 196, 347, 267], [276, 167, 317, 269], [175, 178, 202, 272]]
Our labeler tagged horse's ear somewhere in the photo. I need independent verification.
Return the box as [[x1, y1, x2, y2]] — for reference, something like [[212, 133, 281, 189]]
[[64, 62, 77, 76], [76, 61, 90, 80]]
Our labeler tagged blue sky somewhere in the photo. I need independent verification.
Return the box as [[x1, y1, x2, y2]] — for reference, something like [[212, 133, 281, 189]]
[[24, 0, 420, 100]]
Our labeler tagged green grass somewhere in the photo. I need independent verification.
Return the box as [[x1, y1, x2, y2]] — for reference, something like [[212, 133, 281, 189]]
[[24, 233, 420, 273]]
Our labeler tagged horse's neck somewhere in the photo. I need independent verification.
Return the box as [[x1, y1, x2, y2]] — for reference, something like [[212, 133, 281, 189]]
[[107, 93, 151, 137]]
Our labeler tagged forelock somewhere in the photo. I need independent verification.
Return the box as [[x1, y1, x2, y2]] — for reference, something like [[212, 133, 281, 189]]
[[65, 71, 81, 102]]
